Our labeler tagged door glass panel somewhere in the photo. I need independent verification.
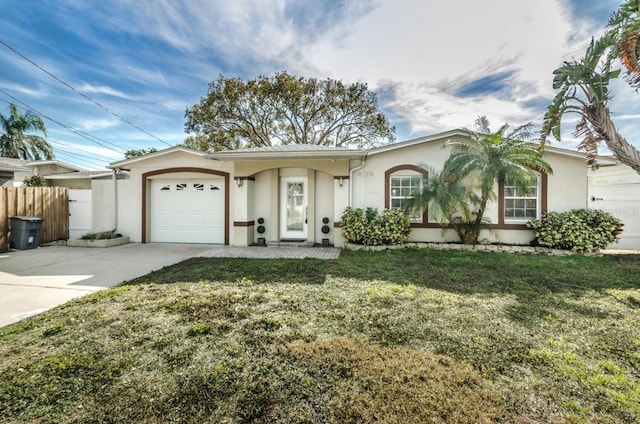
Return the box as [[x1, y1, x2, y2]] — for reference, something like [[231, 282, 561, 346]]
[[286, 182, 304, 231]]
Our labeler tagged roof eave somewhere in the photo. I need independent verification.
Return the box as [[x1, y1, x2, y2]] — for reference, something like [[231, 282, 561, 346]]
[[0, 166, 29, 172], [367, 129, 469, 156], [207, 150, 365, 161], [108, 146, 204, 168], [25, 160, 84, 172]]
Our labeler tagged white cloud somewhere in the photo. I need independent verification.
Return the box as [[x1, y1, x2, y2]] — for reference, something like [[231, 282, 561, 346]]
[[76, 118, 120, 131], [1, 83, 49, 98], [301, 0, 601, 135], [78, 83, 132, 99], [384, 82, 536, 134]]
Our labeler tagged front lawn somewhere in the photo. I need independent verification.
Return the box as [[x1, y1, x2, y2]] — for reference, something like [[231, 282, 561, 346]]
[[1, 249, 639, 423]]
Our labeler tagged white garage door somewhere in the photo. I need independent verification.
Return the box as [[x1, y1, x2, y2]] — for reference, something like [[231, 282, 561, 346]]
[[150, 179, 225, 244], [589, 183, 640, 250]]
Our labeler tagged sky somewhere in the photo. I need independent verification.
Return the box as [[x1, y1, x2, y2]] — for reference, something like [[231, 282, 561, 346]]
[[0, 0, 634, 170]]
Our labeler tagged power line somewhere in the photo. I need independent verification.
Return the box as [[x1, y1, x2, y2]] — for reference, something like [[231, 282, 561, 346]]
[[50, 150, 107, 170], [50, 138, 119, 162], [0, 95, 122, 169], [0, 38, 172, 147], [49, 141, 118, 166], [0, 91, 127, 154]]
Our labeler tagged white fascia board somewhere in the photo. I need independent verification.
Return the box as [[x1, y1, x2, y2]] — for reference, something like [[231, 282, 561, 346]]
[[367, 129, 469, 156], [25, 160, 84, 172], [207, 150, 365, 161], [109, 146, 205, 168]]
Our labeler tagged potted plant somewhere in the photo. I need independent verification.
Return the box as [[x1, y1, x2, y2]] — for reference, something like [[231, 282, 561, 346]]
[[321, 217, 331, 247], [256, 218, 266, 246]]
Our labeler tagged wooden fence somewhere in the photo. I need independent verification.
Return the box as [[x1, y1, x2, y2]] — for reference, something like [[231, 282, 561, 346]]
[[1, 186, 69, 251]]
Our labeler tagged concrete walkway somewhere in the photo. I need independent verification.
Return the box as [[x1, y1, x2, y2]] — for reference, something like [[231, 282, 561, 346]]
[[0, 243, 341, 327]]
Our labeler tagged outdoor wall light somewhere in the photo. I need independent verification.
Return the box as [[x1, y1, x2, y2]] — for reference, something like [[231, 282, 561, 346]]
[[338, 177, 345, 187], [235, 178, 244, 187]]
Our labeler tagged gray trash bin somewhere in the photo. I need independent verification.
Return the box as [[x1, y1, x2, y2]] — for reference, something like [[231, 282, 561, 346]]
[[10, 216, 44, 250]]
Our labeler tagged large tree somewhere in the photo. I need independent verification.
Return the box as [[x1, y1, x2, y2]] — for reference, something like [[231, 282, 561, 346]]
[[541, 0, 640, 174], [421, 117, 552, 244], [0, 104, 53, 160], [124, 147, 157, 159], [184, 72, 395, 151]]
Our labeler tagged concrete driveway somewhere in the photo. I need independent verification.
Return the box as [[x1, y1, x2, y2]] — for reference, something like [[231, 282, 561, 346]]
[[0, 243, 215, 327]]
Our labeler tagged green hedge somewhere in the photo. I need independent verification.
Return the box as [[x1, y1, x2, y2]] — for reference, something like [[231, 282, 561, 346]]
[[340, 207, 410, 246], [527, 209, 622, 253]]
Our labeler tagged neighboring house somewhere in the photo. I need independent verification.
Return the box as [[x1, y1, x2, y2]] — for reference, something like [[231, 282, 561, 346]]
[[0, 158, 85, 187], [0, 157, 102, 239], [588, 161, 640, 250], [0, 158, 28, 186], [100, 129, 612, 248]]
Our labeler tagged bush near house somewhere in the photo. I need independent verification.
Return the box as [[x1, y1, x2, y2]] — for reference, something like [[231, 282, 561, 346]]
[[340, 207, 410, 246], [527, 209, 623, 253], [80, 231, 122, 240], [22, 175, 47, 187]]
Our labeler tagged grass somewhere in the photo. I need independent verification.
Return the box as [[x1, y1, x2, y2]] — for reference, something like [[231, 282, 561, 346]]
[[0, 248, 639, 423]]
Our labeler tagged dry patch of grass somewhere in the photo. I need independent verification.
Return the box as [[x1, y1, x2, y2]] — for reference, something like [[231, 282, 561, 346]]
[[0, 249, 639, 423]]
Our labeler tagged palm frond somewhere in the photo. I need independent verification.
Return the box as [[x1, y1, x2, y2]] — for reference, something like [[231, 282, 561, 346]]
[[0, 104, 52, 160], [474, 116, 491, 134]]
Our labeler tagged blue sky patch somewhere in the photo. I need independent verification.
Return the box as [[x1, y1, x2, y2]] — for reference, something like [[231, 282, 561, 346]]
[[453, 71, 515, 98]]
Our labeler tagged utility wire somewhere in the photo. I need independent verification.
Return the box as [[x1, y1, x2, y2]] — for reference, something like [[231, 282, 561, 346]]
[[1, 95, 124, 169], [49, 141, 118, 166], [0, 91, 127, 154], [49, 150, 106, 170], [50, 138, 120, 163], [0, 95, 121, 169], [0, 39, 172, 147]]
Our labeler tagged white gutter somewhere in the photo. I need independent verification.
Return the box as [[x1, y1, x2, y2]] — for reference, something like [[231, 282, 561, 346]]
[[349, 155, 367, 207]]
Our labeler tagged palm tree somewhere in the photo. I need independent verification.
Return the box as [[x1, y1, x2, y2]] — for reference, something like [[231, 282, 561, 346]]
[[0, 104, 54, 160], [443, 116, 553, 244], [541, 1, 640, 175], [404, 166, 476, 243]]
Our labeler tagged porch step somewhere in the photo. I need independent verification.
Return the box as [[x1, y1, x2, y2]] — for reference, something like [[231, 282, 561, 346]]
[[268, 241, 314, 247]]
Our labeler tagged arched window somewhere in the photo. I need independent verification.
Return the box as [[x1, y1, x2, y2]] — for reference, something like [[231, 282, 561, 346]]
[[384, 165, 428, 226]]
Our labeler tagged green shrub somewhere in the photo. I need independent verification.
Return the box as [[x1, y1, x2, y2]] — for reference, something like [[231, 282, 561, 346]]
[[22, 175, 47, 187], [80, 231, 122, 240], [527, 209, 622, 253], [340, 207, 410, 246]]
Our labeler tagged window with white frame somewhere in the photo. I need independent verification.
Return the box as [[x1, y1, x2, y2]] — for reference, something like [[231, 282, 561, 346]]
[[504, 176, 540, 221], [390, 175, 423, 220]]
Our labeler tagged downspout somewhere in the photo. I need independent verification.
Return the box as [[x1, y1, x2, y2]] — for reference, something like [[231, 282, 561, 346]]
[[111, 168, 119, 233], [349, 154, 367, 207]]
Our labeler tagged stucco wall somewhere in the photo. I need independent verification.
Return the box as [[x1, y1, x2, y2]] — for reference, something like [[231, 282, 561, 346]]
[[91, 179, 115, 233], [233, 158, 350, 178], [354, 138, 452, 210], [253, 170, 274, 243], [545, 153, 588, 212], [47, 178, 92, 189], [314, 171, 335, 245]]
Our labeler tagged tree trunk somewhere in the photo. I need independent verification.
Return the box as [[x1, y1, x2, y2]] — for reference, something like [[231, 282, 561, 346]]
[[590, 104, 640, 174]]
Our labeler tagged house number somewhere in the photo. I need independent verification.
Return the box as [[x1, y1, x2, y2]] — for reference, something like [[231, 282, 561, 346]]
[[357, 171, 373, 177]]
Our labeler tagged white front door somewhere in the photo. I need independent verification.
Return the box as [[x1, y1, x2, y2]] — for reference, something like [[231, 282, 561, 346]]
[[280, 176, 307, 240]]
